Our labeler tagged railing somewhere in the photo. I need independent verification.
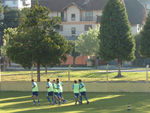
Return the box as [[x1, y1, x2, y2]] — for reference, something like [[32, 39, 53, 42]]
[[61, 18, 67, 22], [80, 17, 96, 21]]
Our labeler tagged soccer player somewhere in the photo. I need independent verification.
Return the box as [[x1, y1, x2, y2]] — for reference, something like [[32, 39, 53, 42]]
[[31, 79, 40, 105], [78, 79, 89, 104], [52, 80, 59, 104], [46, 79, 55, 105], [56, 78, 66, 103], [72, 80, 80, 105], [56, 80, 62, 105]]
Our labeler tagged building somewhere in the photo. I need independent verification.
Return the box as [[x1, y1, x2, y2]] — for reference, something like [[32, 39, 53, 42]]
[[38, 0, 106, 40], [0, 0, 31, 10], [138, 0, 150, 17], [37, 0, 107, 65], [36, 0, 145, 66], [124, 0, 145, 35]]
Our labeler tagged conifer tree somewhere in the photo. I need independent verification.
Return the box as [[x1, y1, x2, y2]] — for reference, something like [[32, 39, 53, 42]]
[[139, 13, 150, 59], [99, 0, 135, 77]]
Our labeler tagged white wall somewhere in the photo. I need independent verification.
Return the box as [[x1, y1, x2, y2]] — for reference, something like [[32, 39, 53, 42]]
[[1, 81, 150, 92], [131, 25, 138, 35], [2, 0, 31, 10], [66, 5, 80, 22], [18, 0, 31, 9], [4, 1, 18, 8], [49, 11, 58, 17], [60, 24, 97, 36]]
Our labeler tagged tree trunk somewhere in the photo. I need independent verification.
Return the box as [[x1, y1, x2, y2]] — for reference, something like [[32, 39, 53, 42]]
[[37, 63, 40, 82], [7, 58, 10, 67], [45, 65, 47, 74], [3, 61, 5, 72], [73, 57, 76, 65], [95, 58, 98, 69], [115, 59, 124, 78]]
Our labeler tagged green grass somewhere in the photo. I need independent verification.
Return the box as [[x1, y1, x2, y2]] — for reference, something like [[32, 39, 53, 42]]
[[0, 91, 150, 113], [1, 70, 150, 82]]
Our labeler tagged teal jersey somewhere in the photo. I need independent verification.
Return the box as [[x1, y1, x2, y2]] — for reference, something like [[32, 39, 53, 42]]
[[53, 83, 58, 92], [32, 82, 38, 92], [72, 83, 80, 93], [80, 82, 86, 92], [47, 82, 53, 92]]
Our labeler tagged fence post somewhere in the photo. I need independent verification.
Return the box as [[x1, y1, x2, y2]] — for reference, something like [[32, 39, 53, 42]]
[[68, 64, 71, 92], [31, 64, 34, 80], [146, 65, 149, 84], [106, 64, 109, 92]]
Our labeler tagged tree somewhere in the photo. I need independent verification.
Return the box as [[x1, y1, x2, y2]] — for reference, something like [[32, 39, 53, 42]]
[[6, 2, 71, 82], [99, 0, 135, 78], [68, 40, 80, 65], [0, 3, 4, 47], [1, 28, 17, 70], [0, 3, 4, 15], [139, 13, 150, 58], [76, 25, 100, 68], [0, 6, 21, 47]]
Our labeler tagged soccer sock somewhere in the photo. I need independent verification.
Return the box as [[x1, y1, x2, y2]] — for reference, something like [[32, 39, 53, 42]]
[[52, 98, 55, 103], [47, 97, 51, 103], [80, 96, 82, 103], [59, 101, 61, 105], [85, 96, 88, 102], [33, 100, 35, 103], [38, 99, 40, 103], [63, 99, 66, 102]]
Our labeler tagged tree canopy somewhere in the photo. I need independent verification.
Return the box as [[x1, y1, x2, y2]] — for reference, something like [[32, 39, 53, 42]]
[[6, 2, 72, 82], [75, 25, 100, 57], [99, 0, 135, 77], [139, 13, 150, 58]]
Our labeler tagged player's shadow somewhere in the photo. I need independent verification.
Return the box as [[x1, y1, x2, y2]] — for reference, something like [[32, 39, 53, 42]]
[[1, 92, 150, 113]]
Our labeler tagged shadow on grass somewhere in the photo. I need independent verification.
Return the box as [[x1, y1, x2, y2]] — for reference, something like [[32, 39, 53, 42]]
[[1, 92, 150, 113]]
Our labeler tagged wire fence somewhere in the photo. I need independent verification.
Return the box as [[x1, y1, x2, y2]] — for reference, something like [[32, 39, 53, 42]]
[[1, 64, 150, 83]]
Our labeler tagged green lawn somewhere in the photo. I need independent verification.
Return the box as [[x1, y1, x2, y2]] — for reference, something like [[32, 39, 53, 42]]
[[0, 91, 150, 113], [1, 70, 150, 82]]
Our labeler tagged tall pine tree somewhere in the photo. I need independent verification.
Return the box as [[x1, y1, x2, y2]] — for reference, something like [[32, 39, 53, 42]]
[[139, 13, 150, 59], [99, 0, 135, 77]]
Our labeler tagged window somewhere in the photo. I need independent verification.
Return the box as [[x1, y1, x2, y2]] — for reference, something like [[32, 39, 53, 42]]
[[60, 25, 63, 31], [86, 11, 93, 21], [71, 14, 75, 21], [61, 12, 64, 21], [84, 25, 92, 31], [71, 27, 76, 34]]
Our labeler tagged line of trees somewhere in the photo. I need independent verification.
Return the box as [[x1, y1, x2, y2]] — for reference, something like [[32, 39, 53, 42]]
[[2, 2, 72, 82], [75, 0, 150, 78], [2, 0, 150, 81]]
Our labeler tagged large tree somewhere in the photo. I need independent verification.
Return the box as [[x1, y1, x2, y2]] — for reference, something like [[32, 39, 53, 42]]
[[99, 0, 135, 77], [139, 13, 150, 58], [6, 2, 71, 82]]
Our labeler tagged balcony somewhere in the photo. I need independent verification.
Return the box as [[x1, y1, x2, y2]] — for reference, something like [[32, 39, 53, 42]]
[[61, 17, 67, 22], [80, 16, 101, 23]]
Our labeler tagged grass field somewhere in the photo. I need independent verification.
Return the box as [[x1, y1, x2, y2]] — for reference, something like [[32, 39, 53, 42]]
[[0, 91, 150, 113], [1, 70, 150, 82]]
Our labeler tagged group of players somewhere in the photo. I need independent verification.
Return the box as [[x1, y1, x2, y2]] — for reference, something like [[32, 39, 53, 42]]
[[32, 78, 89, 105]]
